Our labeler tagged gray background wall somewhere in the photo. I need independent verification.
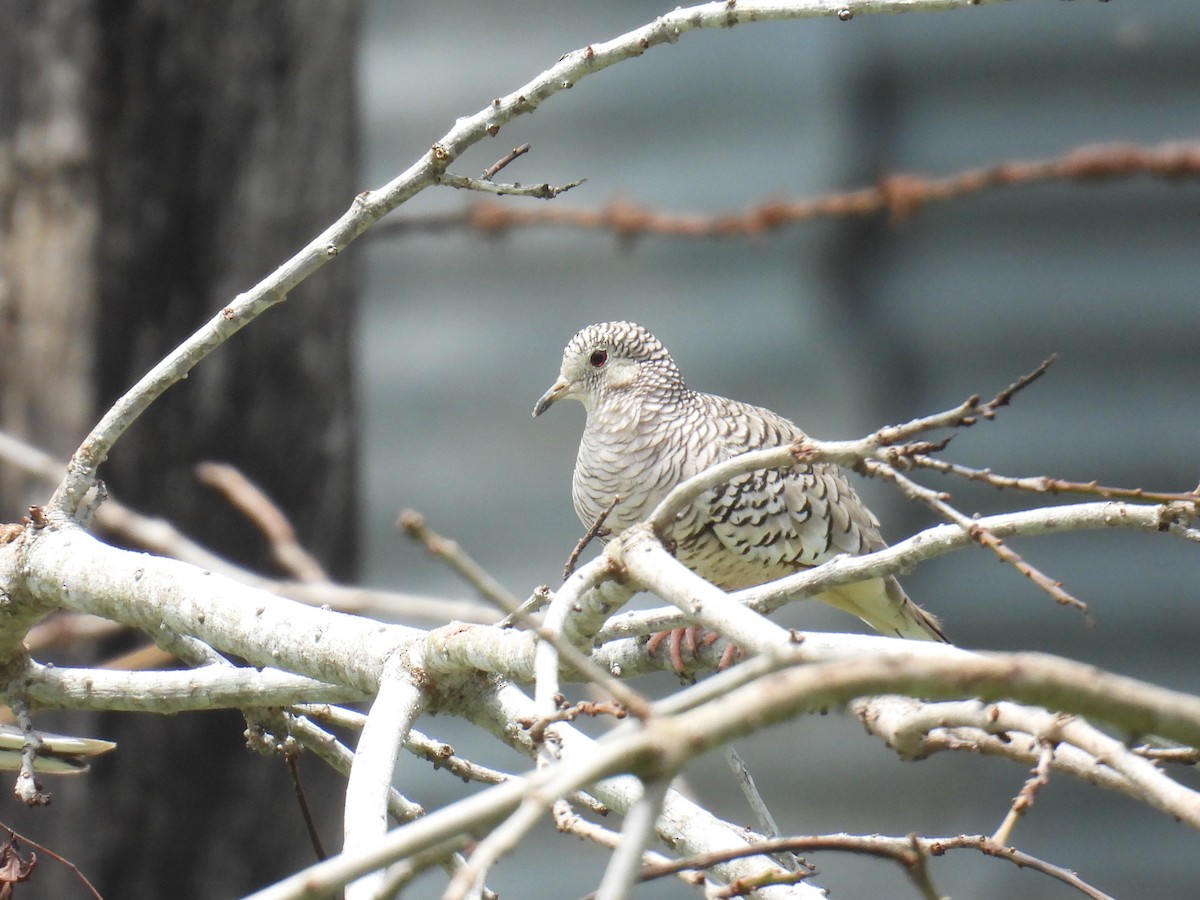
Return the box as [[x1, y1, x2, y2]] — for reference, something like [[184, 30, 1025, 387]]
[[358, 3, 1200, 897]]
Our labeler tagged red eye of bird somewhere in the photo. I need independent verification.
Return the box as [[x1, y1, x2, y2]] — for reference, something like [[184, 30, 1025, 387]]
[[589, 349, 608, 368]]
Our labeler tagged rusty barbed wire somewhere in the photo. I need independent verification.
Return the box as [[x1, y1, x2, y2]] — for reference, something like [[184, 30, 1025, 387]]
[[374, 141, 1200, 241]]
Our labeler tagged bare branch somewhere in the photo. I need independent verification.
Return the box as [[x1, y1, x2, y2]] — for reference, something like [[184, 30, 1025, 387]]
[[0, 428, 497, 629], [481, 143, 531, 180], [19, 661, 363, 713], [0, 825, 103, 900], [910, 454, 1200, 505], [564, 494, 619, 581], [725, 747, 804, 873], [864, 459, 1092, 619], [398, 509, 523, 614], [344, 665, 425, 900], [990, 739, 1055, 845], [637, 832, 1114, 900], [728, 501, 1191, 624], [194, 462, 329, 582], [9, 526, 410, 694], [980, 354, 1058, 417], [930, 835, 1114, 900], [641, 363, 1048, 543], [594, 777, 671, 900], [439, 171, 586, 199], [552, 799, 684, 874]]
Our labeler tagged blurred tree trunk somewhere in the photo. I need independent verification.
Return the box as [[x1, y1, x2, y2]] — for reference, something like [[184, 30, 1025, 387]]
[[0, 1, 361, 896], [0, 1, 100, 510]]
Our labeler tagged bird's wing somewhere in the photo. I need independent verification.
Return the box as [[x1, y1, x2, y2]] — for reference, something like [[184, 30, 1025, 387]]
[[698, 395, 883, 569], [707, 462, 883, 568], [696, 396, 946, 640]]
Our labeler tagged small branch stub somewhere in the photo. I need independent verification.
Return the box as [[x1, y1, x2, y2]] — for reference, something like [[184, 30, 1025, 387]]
[[430, 142, 453, 173], [482, 143, 532, 181]]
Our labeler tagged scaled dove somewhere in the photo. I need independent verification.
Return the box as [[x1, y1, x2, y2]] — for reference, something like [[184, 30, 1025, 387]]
[[533, 321, 946, 642]]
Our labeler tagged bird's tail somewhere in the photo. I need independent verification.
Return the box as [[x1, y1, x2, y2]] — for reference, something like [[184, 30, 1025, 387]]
[[819, 575, 947, 642]]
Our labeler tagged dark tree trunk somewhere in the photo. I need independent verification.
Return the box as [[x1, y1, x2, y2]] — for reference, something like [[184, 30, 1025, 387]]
[[0, 1, 100, 511], [91, 1, 361, 581], [0, 1, 362, 896]]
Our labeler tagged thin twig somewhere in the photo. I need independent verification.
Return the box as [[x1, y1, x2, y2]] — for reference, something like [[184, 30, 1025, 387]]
[[991, 739, 1056, 845], [636, 832, 1112, 900], [725, 747, 803, 873], [595, 777, 671, 900], [883, 354, 1055, 442], [564, 495, 620, 581], [195, 462, 328, 583], [284, 747, 328, 861], [481, 143, 531, 180], [520, 699, 628, 747], [0, 825, 103, 900], [497, 585, 553, 628], [931, 835, 1114, 900], [981, 354, 1058, 417], [708, 867, 814, 898], [904, 833, 942, 900], [864, 460, 1092, 620], [281, 712, 426, 821], [552, 800, 684, 872], [398, 509, 524, 613], [910, 455, 1200, 505], [1133, 745, 1200, 765], [439, 172, 586, 199], [11, 700, 48, 806], [299, 704, 608, 815]]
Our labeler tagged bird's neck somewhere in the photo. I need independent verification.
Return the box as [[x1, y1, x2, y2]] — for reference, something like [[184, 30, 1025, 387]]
[[587, 383, 693, 435]]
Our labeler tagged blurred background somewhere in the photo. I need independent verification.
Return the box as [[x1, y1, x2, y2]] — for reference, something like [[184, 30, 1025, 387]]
[[2, 0, 1198, 897]]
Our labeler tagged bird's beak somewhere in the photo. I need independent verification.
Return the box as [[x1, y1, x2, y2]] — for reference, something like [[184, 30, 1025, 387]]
[[532, 379, 569, 417]]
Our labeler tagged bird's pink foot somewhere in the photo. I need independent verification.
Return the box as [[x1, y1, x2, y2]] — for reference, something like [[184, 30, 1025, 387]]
[[645, 626, 741, 674]]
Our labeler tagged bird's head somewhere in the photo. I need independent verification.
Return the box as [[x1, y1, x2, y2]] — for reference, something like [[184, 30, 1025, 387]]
[[532, 321, 683, 418]]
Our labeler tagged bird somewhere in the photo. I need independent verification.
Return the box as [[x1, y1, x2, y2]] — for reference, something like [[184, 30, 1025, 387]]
[[532, 321, 946, 658]]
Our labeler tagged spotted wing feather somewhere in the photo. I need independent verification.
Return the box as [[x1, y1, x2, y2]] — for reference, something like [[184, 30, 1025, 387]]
[[688, 394, 946, 641]]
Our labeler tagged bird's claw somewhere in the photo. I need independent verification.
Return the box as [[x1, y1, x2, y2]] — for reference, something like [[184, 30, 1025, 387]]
[[645, 625, 741, 674]]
